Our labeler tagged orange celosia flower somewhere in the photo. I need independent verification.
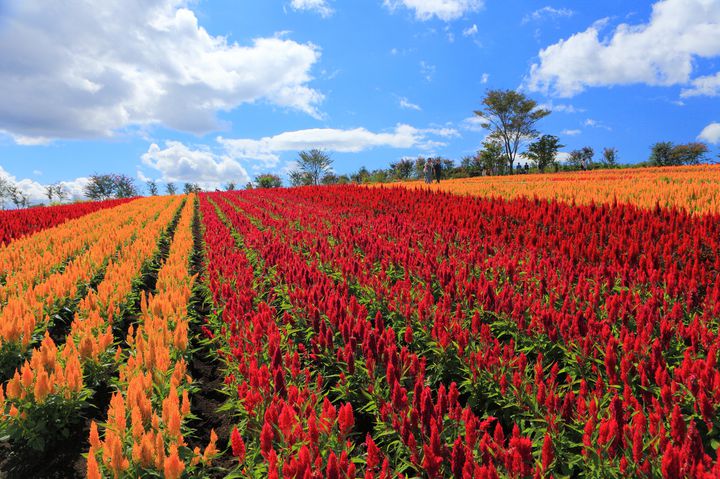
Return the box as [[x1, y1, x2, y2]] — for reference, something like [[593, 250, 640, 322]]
[[163, 444, 185, 479], [33, 369, 51, 402], [86, 448, 102, 479]]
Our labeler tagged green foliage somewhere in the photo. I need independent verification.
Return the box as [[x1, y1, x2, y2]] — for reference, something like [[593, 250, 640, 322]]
[[602, 147, 619, 167], [650, 141, 708, 166], [524, 134, 564, 173], [255, 174, 282, 188], [474, 89, 551, 173], [390, 159, 414, 180], [296, 149, 333, 186]]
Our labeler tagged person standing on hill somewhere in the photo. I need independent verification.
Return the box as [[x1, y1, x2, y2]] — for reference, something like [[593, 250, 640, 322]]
[[433, 159, 442, 183], [423, 160, 432, 184]]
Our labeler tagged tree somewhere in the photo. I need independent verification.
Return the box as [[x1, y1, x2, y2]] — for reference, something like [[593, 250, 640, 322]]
[[114, 175, 138, 198], [52, 183, 67, 202], [413, 157, 427, 180], [84, 174, 117, 201], [390, 159, 414, 180], [255, 174, 282, 188], [45, 184, 55, 203], [649, 142, 708, 166], [297, 149, 333, 186], [351, 166, 370, 184], [568, 147, 594, 170], [478, 140, 507, 175], [224, 182, 237, 191], [288, 170, 313, 187], [7, 184, 29, 209], [166, 183, 177, 195], [672, 142, 708, 165], [649, 142, 675, 166], [474, 89, 550, 174], [524, 135, 564, 173], [601, 147, 618, 167], [0, 177, 9, 209], [146, 180, 159, 196], [321, 173, 339, 185], [183, 183, 200, 194]]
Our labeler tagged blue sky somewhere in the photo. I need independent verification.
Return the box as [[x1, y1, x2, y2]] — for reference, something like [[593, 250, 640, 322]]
[[0, 0, 719, 200]]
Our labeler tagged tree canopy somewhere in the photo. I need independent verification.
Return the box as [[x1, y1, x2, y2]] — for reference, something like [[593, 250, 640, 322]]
[[474, 89, 550, 174]]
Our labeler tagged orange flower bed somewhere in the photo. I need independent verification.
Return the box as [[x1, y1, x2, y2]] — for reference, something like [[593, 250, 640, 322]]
[[0, 197, 174, 361], [88, 197, 217, 478], [388, 165, 720, 214]]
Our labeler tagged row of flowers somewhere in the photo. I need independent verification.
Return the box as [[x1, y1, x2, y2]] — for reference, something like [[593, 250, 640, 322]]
[[395, 164, 720, 215], [0, 197, 175, 380], [87, 197, 220, 478], [200, 185, 720, 478], [0, 197, 133, 246], [0, 196, 183, 452]]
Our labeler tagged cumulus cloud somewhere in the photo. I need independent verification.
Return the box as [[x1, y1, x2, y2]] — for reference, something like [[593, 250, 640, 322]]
[[0, 166, 89, 206], [399, 97, 422, 111], [527, 0, 720, 97], [141, 141, 250, 190], [698, 122, 720, 144], [523, 6, 574, 24], [0, 0, 323, 143], [218, 124, 456, 165], [681, 72, 720, 98], [383, 0, 484, 21], [290, 0, 334, 17]]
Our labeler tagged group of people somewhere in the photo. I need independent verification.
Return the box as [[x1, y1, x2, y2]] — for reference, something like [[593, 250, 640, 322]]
[[423, 159, 443, 184]]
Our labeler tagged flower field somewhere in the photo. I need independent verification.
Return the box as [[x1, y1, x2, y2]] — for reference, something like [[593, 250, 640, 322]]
[[392, 165, 720, 215], [1, 181, 720, 478]]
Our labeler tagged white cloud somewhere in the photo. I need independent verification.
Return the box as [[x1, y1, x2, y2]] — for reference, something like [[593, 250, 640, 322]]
[[141, 141, 250, 190], [537, 102, 583, 114], [463, 24, 478, 36], [0, 0, 323, 143], [383, 0, 484, 21], [461, 116, 486, 132], [528, 0, 720, 97], [480, 73, 489, 84], [399, 97, 422, 111], [420, 61, 436, 81], [290, 0, 334, 17], [218, 124, 455, 164], [584, 118, 612, 131], [0, 166, 89, 206], [523, 6, 574, 24], [681, 72, 720, 97], [561, 129, 581, 136], [698, 122, 720, 144]]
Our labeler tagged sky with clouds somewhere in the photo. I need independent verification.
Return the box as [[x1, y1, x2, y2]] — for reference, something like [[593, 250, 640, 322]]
[[0, 0, 719, 201]]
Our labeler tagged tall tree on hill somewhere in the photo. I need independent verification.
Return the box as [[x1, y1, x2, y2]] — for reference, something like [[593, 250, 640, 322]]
[[166, 182, 177, 195], [296, 149, 333, 186], [474, 89, 550, 174], [524, 135, 563, 173]]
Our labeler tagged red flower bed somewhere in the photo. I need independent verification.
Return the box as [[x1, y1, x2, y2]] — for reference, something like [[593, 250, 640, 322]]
[[0, 198, 134, 246], [200, 185, 720, 478]]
